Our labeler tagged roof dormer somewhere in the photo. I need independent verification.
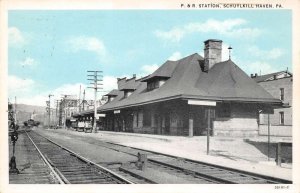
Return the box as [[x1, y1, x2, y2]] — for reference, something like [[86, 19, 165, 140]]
[[143, 76, 169, 91], [104, 89, 119, 102], [122, 89, 134, 98], [141, 60, 176, 91], [119, 74, 138, 98]]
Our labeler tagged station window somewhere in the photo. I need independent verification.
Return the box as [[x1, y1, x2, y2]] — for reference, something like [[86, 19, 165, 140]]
[[108, 96, 115, 102], [279, 112, 284, 125], [216, 103, 231, 118], [124, 91, 132, 98], [280, 88, 284, 100], [147, 80, 159, 91], [136, 111, 139, 127], [143, 110, 151, 126]]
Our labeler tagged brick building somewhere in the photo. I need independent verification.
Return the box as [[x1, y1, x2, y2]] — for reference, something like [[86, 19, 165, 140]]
[[251, 71, 293, 136], [97, 39, 283, 137], [73, 39, 282, 137]]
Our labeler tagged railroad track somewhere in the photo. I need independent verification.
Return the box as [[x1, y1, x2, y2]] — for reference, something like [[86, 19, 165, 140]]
[[9, 132, 59, 184], [26, 131, 134, 184], [69, 135, 292, 184], [30, 130, 292, 184]]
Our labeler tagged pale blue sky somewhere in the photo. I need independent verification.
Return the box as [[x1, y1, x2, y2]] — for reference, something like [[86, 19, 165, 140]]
[[8, 10, 292, 106]]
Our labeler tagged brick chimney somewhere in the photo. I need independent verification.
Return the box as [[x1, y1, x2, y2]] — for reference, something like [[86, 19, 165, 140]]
[[204, 39, 222, 71]]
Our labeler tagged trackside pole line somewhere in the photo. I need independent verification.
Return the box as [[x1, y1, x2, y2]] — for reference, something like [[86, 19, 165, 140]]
[[26, 131, 65, 184]]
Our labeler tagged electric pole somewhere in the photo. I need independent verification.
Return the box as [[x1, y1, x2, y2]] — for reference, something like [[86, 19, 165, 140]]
[[61, 94, 72, 129], [87, 70, 103, 133], [58, 99, 62, 126], [47, 94, 54, 128], [78, 85, 81, 112], [82, 89, 86, 111], [55, 100, 60, 126]]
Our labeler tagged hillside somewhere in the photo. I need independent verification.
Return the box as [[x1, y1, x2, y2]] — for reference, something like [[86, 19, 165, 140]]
[[14, 104, 54, 125], [16, 104, 46, 113]]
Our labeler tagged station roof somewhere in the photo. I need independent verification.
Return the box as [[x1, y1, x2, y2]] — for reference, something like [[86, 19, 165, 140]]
[[104, 89, 119, 96], [141, 60, 178, 82], [96, 53, 281, 112], [119, 77, 139, 91]]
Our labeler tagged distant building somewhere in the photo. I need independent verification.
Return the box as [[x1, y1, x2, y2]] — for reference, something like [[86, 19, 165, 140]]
[[73, 39, 283, 137], [251, 71, 293, 136], [59, 96, 78, 126], [82, 100, 97, 111]]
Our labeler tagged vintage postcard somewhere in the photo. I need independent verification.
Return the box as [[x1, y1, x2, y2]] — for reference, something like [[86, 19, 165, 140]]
[[0, 0, 299, 193]]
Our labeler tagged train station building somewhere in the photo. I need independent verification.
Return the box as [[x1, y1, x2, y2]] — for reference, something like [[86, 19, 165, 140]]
[[73, 39, 283, 137]]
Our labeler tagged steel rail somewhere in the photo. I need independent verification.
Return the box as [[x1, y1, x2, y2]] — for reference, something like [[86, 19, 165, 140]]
[[25, 131, 65, 184], [31, 130, 292, 184], [103, 141, 292, 184], [31, 131, 134, 184]]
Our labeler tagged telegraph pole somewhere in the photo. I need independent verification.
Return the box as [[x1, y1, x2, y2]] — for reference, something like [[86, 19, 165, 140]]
[[87, 70, 103, 133], [207, 108, 211, 155], [61, 94, 72, 129], [82, 89, 86, 111], [48, 94, 54, 128], [55, 100, 60, 126], [78, 85, 82, 112]]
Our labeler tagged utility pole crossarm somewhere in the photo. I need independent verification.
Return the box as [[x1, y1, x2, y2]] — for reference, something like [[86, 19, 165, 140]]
[[86, 70, 103, 133], [87, 70, 103, 72]]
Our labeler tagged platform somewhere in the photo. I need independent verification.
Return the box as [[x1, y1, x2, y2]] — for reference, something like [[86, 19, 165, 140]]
[[34, 128, 292, 181]]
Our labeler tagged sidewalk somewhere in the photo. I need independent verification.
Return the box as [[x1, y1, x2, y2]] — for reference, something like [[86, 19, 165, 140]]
[[37, 128, 292, 181]]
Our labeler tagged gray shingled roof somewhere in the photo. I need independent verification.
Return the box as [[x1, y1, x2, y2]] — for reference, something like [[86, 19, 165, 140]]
[[98, 53, 281, 112], [142, 60, 178, 82], [119, 77, 139, 91], [104, 89, 119, 96]]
